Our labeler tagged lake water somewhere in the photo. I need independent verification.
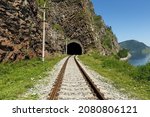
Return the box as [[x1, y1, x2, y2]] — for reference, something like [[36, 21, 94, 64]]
[[128, 54, 150, 66]]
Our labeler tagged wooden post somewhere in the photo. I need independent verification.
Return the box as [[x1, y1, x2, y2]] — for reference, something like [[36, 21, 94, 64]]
[[66, 37, 68, 54], [42, 3, 46, 62]]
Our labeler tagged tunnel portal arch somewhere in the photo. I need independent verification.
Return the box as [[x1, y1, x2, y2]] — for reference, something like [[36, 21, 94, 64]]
[[67, 40, 84, 55]]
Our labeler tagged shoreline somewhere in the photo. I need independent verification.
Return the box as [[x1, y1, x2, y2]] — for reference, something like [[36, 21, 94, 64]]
[[120, 52, 132, 61]]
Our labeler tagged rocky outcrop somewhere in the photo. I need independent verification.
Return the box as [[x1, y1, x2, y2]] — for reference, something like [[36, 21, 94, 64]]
[[46, 0, 120, 54], [45, 0, 96, 53], [0, 0, 120, 62], [0, 0, 42, 62]]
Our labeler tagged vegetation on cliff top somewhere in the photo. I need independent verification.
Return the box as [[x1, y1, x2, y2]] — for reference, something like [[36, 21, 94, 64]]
[[93, 14, 119, 52]]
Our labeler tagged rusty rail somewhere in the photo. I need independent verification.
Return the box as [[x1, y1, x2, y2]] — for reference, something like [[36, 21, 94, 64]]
[[74, 56, 105, 100], [48, 56, 70, 100], [48, 55, 105, 100]]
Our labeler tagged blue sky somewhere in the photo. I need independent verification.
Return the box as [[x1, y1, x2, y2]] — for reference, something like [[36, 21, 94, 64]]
[[91, 0, 150, 46]]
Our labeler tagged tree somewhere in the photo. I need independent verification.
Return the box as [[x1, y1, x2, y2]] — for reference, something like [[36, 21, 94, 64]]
[[117, 49, 129, 58]]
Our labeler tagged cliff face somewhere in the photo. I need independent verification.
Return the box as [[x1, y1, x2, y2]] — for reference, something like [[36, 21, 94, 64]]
[[44, 0, 96, 53], [0, 0, 120, 62], [44, 0, 120, 55], [0, 0, 42, 62]]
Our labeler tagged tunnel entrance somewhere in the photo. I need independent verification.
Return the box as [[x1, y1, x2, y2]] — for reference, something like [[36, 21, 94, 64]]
[[67, 42, 82, 55]]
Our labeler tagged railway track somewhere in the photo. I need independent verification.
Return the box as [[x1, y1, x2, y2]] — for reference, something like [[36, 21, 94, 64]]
[[48, 56, 105, 100]]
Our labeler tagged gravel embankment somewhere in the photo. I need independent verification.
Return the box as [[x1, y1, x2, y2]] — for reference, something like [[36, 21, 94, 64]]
[[20, 56, 130, 100], [77, 57, 130, 100], [58, 56, 97, 100], [19, 57, 68, 100]]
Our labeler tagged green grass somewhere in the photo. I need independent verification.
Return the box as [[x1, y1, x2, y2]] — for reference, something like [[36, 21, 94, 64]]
[[36, 0, 46, 6], [79, 52, 150, 99], [0, 55, 65, 100]]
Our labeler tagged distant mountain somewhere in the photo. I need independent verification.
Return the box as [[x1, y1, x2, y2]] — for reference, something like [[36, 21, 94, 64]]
[[119, 40, 150, 59]]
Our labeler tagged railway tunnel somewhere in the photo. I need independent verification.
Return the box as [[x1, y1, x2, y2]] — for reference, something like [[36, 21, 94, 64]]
[[67, 42, 83, 55]]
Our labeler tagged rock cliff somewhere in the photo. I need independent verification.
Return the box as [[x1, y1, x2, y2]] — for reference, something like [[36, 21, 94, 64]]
[[0, 0, 120, 62], [44, 0, 120, 55], [0, 0, 42, 62]]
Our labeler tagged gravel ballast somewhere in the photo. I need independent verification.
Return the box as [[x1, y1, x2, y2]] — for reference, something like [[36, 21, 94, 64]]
[[20, 56, 130, 100], [19, 57, 68, 99]]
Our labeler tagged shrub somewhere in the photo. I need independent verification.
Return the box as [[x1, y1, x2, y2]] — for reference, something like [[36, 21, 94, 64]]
[[133, 63, 150, 81], [101, 56, 135, 75], [101, 57, 120, 69], [52, 23, 63, 32], [101, 35, 112, 49], [117, 49, 128, 58], [36, 0, 46, 6], [93, 15, 103, 29]]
